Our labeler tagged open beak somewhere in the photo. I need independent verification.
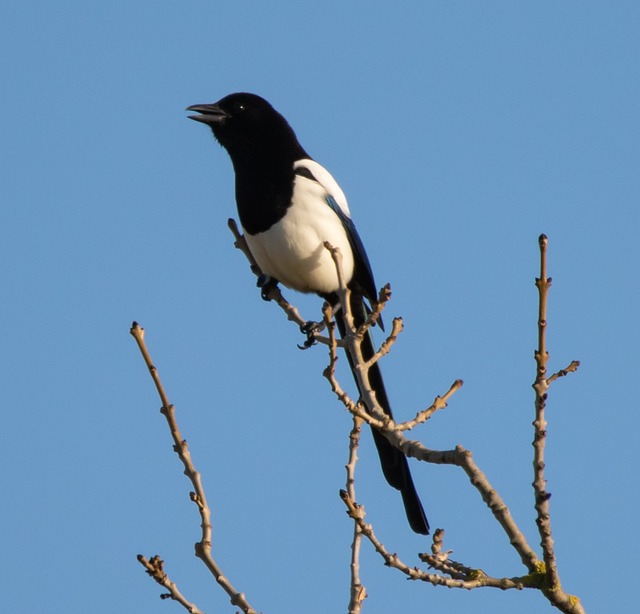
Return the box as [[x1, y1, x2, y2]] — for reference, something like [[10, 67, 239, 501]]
[[186, 103, 229, 125]]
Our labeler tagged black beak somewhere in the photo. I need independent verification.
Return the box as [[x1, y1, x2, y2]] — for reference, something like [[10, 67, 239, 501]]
[[186, 103, 229, 125]]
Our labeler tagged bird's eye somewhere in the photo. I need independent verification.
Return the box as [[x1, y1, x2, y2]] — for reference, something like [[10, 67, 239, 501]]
[[234, 102, 247, 113]]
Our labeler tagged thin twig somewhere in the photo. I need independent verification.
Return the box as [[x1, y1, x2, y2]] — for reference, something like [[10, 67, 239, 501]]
[[360, 283, 391, 333], [547, 360, 580, 384], [130, 322, 258, 614], [322, 303, 362, 416], [137, 555, 205, 614], [324, 240, 354, 332], [346, 415, 367, 614], [365, 317, 404, 368], [397, 380, 464, 431]]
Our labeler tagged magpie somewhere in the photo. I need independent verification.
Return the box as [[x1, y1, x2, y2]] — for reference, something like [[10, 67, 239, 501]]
[[187, 93, 429, 535]]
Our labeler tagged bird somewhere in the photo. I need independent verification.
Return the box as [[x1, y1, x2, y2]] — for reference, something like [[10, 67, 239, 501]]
[[187, 92, 429, 535]]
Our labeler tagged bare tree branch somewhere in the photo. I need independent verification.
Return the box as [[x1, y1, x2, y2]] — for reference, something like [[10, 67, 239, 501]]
[[318, 235, 583, 613], [532, 233, 557, 582], [146, 221, 586, 613], [286, 240, 542, 578], [130, 322, 258, 614], [531, 235, 583, 612], [322, 299, 369, 613], [341, 492, 534, 591]]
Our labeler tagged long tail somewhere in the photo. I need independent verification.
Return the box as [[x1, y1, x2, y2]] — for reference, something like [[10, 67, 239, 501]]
[[333, 293, 430, 535]]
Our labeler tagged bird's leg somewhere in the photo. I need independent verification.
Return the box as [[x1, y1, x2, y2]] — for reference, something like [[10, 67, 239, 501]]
[[298, 320, 326, 350], [257, 274, 279, 301]]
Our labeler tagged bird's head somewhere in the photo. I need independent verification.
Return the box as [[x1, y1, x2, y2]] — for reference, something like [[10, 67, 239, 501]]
[[186, 92, 307, 164]]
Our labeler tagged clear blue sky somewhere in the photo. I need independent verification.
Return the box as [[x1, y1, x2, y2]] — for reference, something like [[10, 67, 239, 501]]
[[2, 3, 637, 612]]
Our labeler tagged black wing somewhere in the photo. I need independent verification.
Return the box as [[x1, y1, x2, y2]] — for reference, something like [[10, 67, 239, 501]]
[[325, 194, 378, 308]]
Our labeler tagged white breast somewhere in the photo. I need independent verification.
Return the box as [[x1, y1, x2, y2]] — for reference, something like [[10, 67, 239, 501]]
[[244, 160, 354, 295]]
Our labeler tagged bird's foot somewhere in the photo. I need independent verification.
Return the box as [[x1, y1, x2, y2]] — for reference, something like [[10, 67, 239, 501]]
[[257, 274, 279, 301], [298, 320, 325, 350]]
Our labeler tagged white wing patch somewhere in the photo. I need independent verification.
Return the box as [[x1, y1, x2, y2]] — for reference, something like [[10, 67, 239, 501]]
[[294, 159, 351, 217]]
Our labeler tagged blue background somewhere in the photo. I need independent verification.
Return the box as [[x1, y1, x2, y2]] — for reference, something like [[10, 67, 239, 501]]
[[2, 2, 637, 612]]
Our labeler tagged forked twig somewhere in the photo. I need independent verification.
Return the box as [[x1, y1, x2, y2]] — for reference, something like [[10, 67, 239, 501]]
[[131, 322, 258, 614], [341, 492, 536, 590]]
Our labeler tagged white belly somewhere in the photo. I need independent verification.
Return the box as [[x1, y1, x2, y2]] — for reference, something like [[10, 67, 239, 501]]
[[244, 180, 354, 295]]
